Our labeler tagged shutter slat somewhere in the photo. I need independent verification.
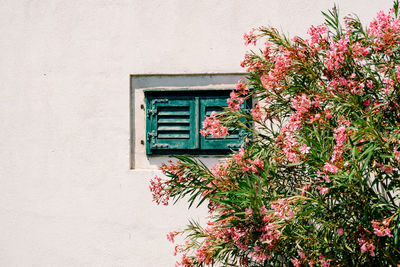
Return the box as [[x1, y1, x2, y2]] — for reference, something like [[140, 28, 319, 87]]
[[158, 133, 190, 139], [206, 106, 224, 116], [205, 128, 239, 139], [158, 125, 190, 131], [158, 111, 190, 116], [158, 118, 190, 123], [158, 106, 190, 116]]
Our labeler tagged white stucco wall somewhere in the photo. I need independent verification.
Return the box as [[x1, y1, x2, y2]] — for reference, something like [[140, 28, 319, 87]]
[[0, 0, 393, 266]]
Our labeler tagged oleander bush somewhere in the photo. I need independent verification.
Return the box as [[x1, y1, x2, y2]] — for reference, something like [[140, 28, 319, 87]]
[[150, 2, 400, 266]]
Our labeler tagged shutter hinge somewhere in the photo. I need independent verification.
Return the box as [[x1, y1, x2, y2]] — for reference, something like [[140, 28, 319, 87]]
[[153, 98, 169, 104], [147, 130, 169, 149], [152, 143, 169, 148], [147, 130, 157, 141], [146, 108, 157, 118], [227, 144, 241, 149], [146, 98, 169, 118]]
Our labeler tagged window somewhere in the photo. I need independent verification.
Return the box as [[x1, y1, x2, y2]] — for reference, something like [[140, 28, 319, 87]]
[[145, 88, 247, 155]]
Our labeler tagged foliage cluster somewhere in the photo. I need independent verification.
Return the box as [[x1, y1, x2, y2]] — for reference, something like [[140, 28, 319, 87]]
[[150, 3, 400, 266]]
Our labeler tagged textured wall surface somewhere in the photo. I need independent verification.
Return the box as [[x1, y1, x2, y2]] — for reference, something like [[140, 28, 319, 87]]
[[0, 0, 393, 266]]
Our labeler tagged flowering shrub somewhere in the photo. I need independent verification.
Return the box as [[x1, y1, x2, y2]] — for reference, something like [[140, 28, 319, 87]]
[[150, 3, 400, 266]]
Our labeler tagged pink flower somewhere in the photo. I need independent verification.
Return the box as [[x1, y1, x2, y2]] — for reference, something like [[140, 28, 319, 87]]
[[200, 111, 229, 138], [324, 162, 339, 174], [337, 228, 344, 236], [253, 158, 264, 169], [245, 208, 253, 216], [384, 228, 392, 236], [300, 144, 310, 154], [291, 258, 301, 267], [291, 94, 312, 116], [235, 79, 249, 95], [319, 255, 330, 267], [279, 130, 301, 163], [326, 113, 333, 119], [167, 231, 180, 243], [358, 237, 376, 256], [260, 50, 292, 92], [368, 9, 400, 53], [251, 103, 263, 121], [271, 198, 295, 218], [360, 243, 367, 253], [244, 158, 264, 174], [351, 42, 370, 58], [379, 164, 393, 174], [243, 29, 259, 46], [394, 148, 400, 164], [307, 24, 327, 46], [149, 176, 170, 206], [227, 91, 244, 111], [396, 66, 400, 81], [325, 36, 349, 70], [317, 186, 329, 195], [361, 243, 376, 256], [331, 126, 349, 162], [372, 219, 392, 237], [175, 254, 192, 267], [233, 147, 245, 166], [309, 113, 321, 123], [321, 259, 329, 267], [249, 250, 270, 263], [322, 175, 330, 183]]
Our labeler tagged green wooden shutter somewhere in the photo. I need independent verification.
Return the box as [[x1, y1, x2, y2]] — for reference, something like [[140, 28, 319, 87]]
[[200, 96, 244, 150], [146, 96, 198, 154]]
